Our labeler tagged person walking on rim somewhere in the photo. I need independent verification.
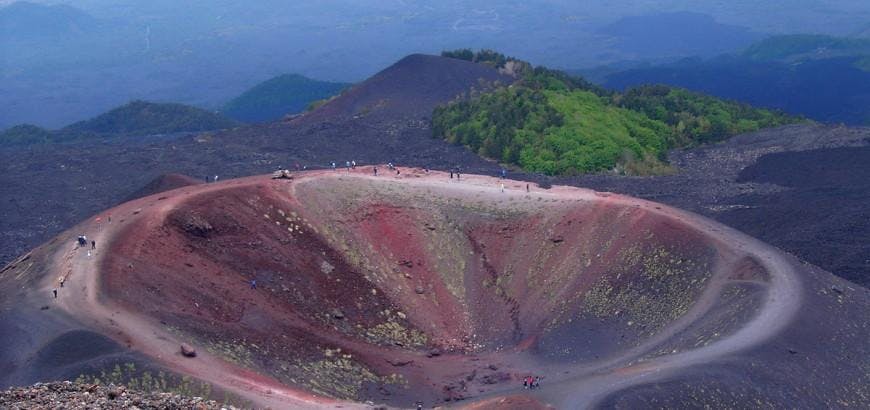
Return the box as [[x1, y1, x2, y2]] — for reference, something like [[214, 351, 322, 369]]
[[250, 279, 257, 289]]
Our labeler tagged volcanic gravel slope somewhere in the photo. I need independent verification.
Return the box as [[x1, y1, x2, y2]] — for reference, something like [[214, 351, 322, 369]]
[[0, 169, 866, 408]]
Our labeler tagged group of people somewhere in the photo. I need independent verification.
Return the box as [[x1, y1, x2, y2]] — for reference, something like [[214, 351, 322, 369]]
[[57, 234, 97, 298], [76, 235, 96, 250], [332, 160, 358, 172], [523, 375, 542, 389]]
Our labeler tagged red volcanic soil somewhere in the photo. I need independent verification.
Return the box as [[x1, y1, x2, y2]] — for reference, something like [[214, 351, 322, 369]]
[[1, 167, 868, 409]]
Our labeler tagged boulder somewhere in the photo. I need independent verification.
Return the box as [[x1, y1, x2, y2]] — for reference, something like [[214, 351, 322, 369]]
[[180, 343, 197, 358]]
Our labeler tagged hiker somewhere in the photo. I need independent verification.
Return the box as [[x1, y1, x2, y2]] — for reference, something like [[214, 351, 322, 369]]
[[501, 168, 506, 179], [416, 402, 423, 410], [91, 240, 96, 250], [52, 288, 57, 298], [532, 376, 541, 389], [500, 183, 505, 192], [346, 160, 351, 170], [523, 375, 532, 389], [351, 160, 356, 169], [450, 170, 453, 179], [58, 276, 65, 288], [373, 166, 378, 176], [332, 162, 337, 171], [250, 279, 257, 289], [77, 236, 85, 247], [526, 183, 529, 192], [396, 168, 400, 175], [214, 175, 219, 183]]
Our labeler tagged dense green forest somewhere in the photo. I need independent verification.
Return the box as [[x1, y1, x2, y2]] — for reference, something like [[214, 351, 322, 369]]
[[434, 49, 799, 175], [222, 74, 350, 122]]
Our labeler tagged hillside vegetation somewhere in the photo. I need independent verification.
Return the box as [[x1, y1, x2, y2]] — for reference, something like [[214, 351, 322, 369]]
[[0, 124, 55, 146], [434, 50, 798, 175], [222, 74, 350, 122], [65, 101, 239, 136]]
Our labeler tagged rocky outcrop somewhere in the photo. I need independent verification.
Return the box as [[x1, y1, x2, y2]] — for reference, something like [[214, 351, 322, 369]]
[[0, 381, 236, 409]]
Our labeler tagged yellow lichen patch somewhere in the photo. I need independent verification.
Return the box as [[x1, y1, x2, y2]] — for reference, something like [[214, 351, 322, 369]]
[[203, 339, 255, 368], [296, 354, 404, 400], [577, 243, 711, 337], [362, 311, 428, 348]]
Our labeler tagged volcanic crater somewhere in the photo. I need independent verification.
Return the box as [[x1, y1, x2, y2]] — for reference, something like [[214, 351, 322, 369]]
[[69, 167, 790, 407]]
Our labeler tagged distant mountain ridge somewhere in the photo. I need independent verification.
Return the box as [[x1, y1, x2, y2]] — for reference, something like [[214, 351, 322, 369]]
[[597, 12, 763, 60], [743, 34, 870, 61], [601, 35, 870, 125], [64, 100, 240, 136], [0, 1, 99, 39], [1, 101, 240, 146], [221, 74, 350, 123]]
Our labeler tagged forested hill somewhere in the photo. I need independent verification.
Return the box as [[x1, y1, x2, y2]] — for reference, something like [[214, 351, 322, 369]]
[[434, 50, 800, 176], [2, 101, 240, 147], [64, 101, 240, 136], [221, 74, 350, 123]]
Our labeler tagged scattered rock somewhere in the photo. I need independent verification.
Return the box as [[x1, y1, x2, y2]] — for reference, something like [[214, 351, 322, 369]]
[[549, 236, 564, 243], [831, 285, 844, 294], [0, 381, 237, 409], [180, 343, 197, 357], [465, 369, 477, 381], [480, 372, 511, 385], [331, 309, 345, 319], [386, 358, 414, 367], [488, 364, 498, 371], [415, 286, 426, 294], [426, 348, 441, 358], [320, 260, 335, 274], [787, 348, 799, 354]]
